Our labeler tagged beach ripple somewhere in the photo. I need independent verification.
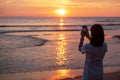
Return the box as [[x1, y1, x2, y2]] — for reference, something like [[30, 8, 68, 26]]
[[0, 35, 47, 49]]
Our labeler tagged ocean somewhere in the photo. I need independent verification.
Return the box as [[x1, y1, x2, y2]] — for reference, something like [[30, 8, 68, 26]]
[[0, 17, 120, 73]]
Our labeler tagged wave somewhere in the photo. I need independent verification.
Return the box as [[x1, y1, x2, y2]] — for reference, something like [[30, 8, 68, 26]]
[[112, 35, 120, 40], [1, 28, 120, 34], [0, 23, 120, 27], [0, 23, 120, 35], [96, 20, 120, 22], [0, 29, 81, 34], [0, 25, 81, 27], [0, 35, 47, 49]]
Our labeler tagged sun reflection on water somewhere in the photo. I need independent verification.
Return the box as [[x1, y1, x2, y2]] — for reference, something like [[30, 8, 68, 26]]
[[60, 19, 64, 26], [56, 34, 68, 65], [51, 18, 70, 80], [59, 18, 65, 30], [56, 69, 70, 79], [48, 69, 70, 80], [56, 18, 68, 65]]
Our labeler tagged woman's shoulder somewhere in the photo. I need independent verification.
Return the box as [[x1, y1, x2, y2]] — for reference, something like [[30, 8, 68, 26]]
[[103, 42, 107, 48], [81, 43, 91, 54], [103, 42, 107, 45], [83, 42, 107, 48], [103, 42, 108, 52], [84, 43, 91, 47], [83, 43, 92, 49], [83, 42, 107, 49], [84, 42, 107, 46]]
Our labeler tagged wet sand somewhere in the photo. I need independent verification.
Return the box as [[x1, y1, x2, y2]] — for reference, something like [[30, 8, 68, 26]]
[[0, 67, 119, 80]]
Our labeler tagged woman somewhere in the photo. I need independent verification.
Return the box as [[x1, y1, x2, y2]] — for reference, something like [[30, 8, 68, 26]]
[[79, 24, 108, 80]]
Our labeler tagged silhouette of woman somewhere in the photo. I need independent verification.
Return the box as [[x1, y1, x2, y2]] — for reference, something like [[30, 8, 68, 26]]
[[79, 24, 108, 80]]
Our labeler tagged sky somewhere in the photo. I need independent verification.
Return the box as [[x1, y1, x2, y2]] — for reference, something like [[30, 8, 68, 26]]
[[0, 0, 120, 17]]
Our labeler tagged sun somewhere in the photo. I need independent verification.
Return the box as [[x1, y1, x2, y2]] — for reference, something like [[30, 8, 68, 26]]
[[55, 8, 67, 16]]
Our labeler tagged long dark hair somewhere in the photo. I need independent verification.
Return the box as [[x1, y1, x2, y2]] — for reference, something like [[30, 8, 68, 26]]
[[90, 24, 104, 47]]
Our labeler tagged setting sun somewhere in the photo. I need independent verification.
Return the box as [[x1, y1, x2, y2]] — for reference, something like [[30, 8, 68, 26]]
[[55, 8, 67, 16]]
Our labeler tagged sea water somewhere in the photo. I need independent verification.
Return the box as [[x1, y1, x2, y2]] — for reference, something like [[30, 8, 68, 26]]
[[0, 17, 120, 73]]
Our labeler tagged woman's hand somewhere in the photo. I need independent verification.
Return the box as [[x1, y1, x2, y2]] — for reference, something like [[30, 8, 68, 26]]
[[83, 30, 91, 40], [79, 31, 85, 51], [81, 30, 85, 38]]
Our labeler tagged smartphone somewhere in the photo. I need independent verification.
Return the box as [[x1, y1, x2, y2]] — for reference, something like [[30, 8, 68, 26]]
[[82, 25, 88, 32]]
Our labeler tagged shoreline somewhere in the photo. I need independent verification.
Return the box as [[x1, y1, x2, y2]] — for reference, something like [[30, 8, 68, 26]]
[[0, 66, 119, 80]]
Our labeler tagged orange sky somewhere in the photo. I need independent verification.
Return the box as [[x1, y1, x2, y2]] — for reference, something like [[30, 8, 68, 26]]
[[0, 0, 120, 17]]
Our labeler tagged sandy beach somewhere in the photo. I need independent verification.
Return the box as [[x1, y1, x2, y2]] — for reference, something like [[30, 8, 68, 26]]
[[0, 66, 119, 80]]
